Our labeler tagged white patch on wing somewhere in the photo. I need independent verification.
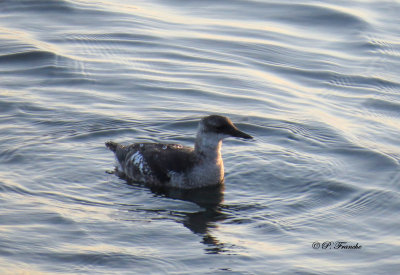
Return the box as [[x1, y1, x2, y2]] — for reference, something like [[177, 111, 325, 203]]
[[130, 151, 146, 174]]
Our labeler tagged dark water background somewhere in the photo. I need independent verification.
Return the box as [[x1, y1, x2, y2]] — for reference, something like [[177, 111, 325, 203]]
[[1, 0, 400, 274]]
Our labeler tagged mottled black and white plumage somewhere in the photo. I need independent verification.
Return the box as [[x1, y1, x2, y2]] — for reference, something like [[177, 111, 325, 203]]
[[106, 115, 252, 189]]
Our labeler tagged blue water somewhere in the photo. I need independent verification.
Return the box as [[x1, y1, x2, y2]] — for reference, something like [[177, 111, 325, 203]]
[[1, 0, 400, 274]]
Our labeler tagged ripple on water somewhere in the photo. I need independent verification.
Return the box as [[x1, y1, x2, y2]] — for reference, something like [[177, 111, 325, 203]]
[[277, 3, 369, 31], [328, 145, 399, 172], [1, 0, 74, 13], [0, 48, 94, 88], [339, 189, 400, 217], [0, 50, 56, 65], [368, 38, 400, 57], [0, 178, 35, 197], [362, 97, 400, 119], [328, 73, 400, 92]]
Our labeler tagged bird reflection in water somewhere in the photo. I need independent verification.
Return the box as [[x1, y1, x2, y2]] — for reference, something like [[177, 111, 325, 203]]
[[150, 184, 228, 254], [116, 172, 228, 254]]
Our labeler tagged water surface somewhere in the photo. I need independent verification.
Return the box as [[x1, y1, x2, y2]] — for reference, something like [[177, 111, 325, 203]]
[[1, 0, 400, 274]]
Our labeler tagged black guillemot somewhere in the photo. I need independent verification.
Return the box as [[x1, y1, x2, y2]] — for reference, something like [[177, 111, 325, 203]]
[[106, 115, 252, 189]]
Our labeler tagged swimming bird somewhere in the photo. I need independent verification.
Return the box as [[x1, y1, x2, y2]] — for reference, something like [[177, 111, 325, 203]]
[[105, 115, 252, 189]]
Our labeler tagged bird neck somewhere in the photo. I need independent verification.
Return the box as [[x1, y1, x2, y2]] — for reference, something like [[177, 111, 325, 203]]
[[194, 132, 222, 161]]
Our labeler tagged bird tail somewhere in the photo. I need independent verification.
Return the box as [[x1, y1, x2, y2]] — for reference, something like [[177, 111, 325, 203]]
[[105, 141, 119, 152], [105, 141, 128, 166]]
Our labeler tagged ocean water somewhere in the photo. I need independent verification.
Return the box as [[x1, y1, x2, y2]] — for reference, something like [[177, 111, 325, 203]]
[[1, 0, 400, 274]]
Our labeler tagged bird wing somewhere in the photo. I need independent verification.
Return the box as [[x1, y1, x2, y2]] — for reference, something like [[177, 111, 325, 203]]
[[125, 143, 196, 183]]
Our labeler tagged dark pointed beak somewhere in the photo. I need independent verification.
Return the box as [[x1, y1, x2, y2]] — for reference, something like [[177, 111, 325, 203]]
[[230, 127, 253, 140]]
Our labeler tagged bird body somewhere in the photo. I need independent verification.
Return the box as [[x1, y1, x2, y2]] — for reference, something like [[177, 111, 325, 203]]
[[106, 115, 252, 189]]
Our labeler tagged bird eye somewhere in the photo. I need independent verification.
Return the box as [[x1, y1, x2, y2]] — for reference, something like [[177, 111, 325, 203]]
[[216, 125, 227, 131]]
